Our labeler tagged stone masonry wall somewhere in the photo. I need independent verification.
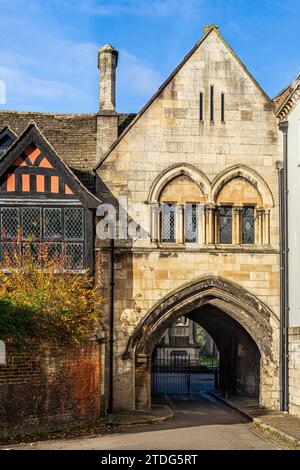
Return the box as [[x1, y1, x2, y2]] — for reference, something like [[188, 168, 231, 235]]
[[96, 28, 282, 411], [111, 250, 280, 410], [289, 327, 300, 417], [0, 341, 101, 439]]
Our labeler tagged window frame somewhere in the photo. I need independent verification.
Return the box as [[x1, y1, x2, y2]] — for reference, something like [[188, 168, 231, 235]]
[[218, 205, 233, 245], [184, 202, 199, 244], [0, 203, 91, 271], [241, 204, 256, 245], [160, 202, 177, 244]]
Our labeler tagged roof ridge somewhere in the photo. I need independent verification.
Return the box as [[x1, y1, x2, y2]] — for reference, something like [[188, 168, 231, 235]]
[[0, 110, 97, 117]]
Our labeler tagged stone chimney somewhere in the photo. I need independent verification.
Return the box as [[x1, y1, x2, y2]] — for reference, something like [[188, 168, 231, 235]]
[[98, 44, 118, 112], [96, 44, 119, 169]]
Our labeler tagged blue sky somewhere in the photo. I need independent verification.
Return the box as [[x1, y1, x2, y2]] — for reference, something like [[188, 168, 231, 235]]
[[0, 0, 299, 114]]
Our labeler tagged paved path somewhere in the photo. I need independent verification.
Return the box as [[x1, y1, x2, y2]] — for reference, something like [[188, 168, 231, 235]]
[[6, 393, 287, 450]]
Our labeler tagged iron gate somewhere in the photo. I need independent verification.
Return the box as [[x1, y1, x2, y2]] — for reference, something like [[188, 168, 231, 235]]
[[151, 350, 191, 396]]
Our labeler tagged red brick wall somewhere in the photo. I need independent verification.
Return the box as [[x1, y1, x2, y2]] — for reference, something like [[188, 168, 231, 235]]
[[0, 341, 101, 438]]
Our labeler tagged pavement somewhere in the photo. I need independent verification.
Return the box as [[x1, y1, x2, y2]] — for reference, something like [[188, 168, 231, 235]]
[[103, 402, 174, 426], [2, 392, 288, 450], [209, 391, 300, 449]]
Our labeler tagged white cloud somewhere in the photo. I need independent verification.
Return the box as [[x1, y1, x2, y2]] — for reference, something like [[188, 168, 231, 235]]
[[118, 50, 162, 97], [0, 39, 162, 112], [0, 41, 98, 112], [0, 64, 73, 99], [0, 0, 195, 112]]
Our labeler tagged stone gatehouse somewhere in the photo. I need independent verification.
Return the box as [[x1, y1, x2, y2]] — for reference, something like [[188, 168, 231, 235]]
[[0, 24, 285, 419]]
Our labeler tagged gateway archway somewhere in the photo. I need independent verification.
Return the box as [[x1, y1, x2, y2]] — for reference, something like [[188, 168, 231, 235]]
[[151, 319, 219, 397], [124, 277, 278, 411]]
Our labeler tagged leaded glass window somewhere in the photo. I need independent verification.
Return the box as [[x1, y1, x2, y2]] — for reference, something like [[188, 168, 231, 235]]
[[1, 242, 20, 266], [0, 205, 86, 269], [65, 243, 84, 269], [22, 207, 41, 240], [161, 204, 176, 243], [219, 206, 232, 244], [64, 207, 84, 240], [44, 242, 63, 260], [242, 206, 255, 244], [185, 204, 198, 243], [1, 207, 19, 240], [23, 242, 39, 262], [44, 208, 62, 239]]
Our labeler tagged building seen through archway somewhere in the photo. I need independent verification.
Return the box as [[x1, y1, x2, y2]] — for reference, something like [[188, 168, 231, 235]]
[[151, 307, 260, 400], [152, 317, 219, 397]]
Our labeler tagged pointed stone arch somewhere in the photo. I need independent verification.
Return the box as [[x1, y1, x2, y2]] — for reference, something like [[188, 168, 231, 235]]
[[123, 276, 278, 410], [211, 165, 274, 208], [147, 163, 211, 204], [126, 276, 277, 358]]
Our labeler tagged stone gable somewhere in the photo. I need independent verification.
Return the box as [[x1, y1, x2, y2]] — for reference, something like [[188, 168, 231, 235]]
[[97, 27, 281, 247], [95, 27, 282, 411]]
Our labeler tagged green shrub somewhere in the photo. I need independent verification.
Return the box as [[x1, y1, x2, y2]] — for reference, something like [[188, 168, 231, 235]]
[[0, 243, 103, 345]]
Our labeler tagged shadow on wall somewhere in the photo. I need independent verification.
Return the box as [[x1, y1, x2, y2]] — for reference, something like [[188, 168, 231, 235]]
[[0, 341, 101, 439], [189, 305, 261, 398]]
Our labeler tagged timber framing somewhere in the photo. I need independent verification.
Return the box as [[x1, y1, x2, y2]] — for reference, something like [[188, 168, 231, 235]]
[[0, 121, 101, 208]]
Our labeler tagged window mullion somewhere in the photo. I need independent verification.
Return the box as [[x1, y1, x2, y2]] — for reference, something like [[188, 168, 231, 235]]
[[256, 208, 263, 245], [233, 206, 242, 245], [207, 204, 216, 244], [177, 204, 184, 244]]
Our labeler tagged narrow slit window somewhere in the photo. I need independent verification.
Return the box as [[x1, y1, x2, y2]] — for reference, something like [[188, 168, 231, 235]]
[[210, 85, 214, 122], [221, 92, 225, 122], [199, 92, 203, 121]]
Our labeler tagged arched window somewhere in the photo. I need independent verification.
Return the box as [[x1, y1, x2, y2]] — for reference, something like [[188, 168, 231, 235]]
[[155, 175, 205, 244], [216, 177, 262, 245], [149, 164, 273, 248]]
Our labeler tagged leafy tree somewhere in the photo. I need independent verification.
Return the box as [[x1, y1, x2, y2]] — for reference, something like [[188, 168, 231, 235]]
[[195, 325, 207, 348]]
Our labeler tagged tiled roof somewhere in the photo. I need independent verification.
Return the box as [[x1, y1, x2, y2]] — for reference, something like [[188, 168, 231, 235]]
[[273, 85, 292, 107], [0, 110, 135, 193], [0, 111, 97, 191], [274, 75, 300, 119]]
